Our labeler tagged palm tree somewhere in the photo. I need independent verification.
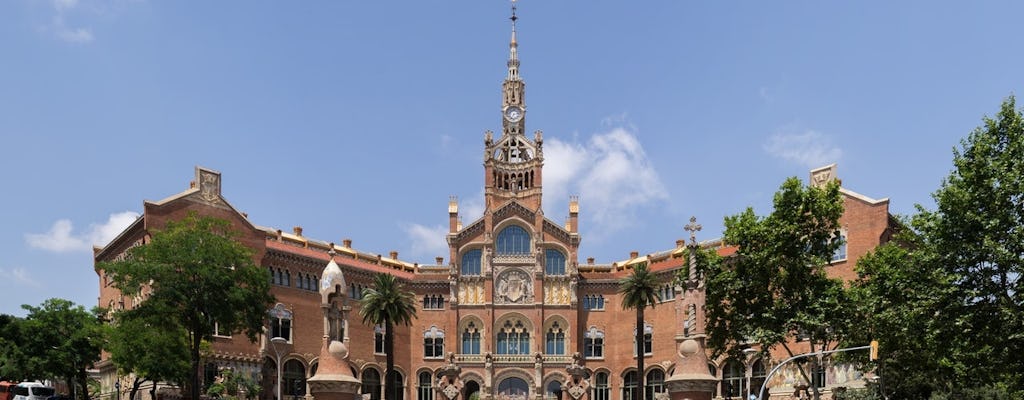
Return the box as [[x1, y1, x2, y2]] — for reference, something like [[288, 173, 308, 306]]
[[359, 272, 418, 400], [619, 262, 660, 400]]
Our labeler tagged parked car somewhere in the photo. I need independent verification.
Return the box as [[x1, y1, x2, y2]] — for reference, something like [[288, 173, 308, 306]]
[[12, 382, 55, 400]]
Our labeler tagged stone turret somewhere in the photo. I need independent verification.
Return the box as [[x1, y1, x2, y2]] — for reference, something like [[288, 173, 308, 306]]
[[307, 255, 361, 400]]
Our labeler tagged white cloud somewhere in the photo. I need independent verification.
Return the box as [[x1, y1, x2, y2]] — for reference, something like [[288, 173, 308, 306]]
[[25, 211, 140, 253], [402, 223, 449, 260], [0, 267, 41, 288], [763, 129, 842, 168], [53, 0, 79, 12], [35, 0, 94, 43], [545, 126, 668, 239]]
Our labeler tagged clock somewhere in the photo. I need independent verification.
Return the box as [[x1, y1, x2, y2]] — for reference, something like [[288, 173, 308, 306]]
[[504, 106, 523, 122]]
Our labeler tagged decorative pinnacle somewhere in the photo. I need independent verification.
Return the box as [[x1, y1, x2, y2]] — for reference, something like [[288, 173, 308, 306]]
[[684, 216, 702, 246], [507, 0, 520, 80]]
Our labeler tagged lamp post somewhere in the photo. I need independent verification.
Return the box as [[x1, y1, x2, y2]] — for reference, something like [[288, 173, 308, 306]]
[[270, 337, 288, 400]]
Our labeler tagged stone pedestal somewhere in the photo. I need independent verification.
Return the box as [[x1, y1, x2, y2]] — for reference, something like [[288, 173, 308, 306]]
[[664, 336, 716, 400], [308, 338, 361, 400]]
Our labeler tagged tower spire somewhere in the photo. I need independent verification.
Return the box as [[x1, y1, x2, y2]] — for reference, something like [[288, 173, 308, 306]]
[[507, 0, 520, 81]]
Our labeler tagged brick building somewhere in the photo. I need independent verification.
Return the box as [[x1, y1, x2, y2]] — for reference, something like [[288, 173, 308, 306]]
[[93, 5, 896, 400]]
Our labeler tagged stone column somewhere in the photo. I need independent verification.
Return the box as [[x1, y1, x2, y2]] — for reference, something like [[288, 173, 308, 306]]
[[309, 257, 361, 400], [664, 218, 717, 400]]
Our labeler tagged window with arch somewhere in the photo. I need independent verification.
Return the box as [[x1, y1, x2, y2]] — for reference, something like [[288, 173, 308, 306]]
[[496, 320, 530, 355], [658, 284, 675, 303], [544, 321, 566, 355], [583, 294, 605, 310], [418, 372, 433, 400], [284, 359, 306, 398], [544, 249, 566, 275], [387, 371, 404, 400], [285, 270, 291, 287], [374, 324, 386, 354], [720, 359, 746, 399], [423, 295, 445, 310], [497, 377, 529, 399], [268, 304, 293, 342], [644, 370, 665, 400], [362, 369, 381, 400], [623, 371, 638, 400], [583, 327, 604, 359], [545, 381, 562, 400], [462, 321, 482, 354], [633, 323, 653, 356], [593, 372, 609, 400], [751, 360, 767, 400], [496, 226, 531, 255], [423, 326, 445, 359], [461, 249, 482, 275]]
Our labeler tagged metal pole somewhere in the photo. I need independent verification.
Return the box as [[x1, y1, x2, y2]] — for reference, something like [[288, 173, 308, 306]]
[[756, 345, 871, 400], [271, 337, 287, 400]]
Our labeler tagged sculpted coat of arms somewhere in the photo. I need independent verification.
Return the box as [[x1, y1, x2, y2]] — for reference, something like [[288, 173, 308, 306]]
[[497, 269, 533, 304]]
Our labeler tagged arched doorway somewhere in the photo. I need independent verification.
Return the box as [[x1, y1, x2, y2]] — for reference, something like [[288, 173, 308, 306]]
[[262, 358, 277, 400], [463, 381, 480, 400], [283, 360, 305, 400], [497, 377, 529, 400]]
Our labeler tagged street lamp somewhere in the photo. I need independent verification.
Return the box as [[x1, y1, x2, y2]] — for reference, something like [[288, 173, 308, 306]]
[[270, 337, 288, 400]]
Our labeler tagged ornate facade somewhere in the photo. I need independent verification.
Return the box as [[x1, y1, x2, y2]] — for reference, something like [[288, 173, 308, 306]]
[[93, 4, 896, 400]]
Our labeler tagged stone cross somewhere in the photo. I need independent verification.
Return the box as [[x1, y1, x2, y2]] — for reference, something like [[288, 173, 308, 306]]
[[684, 216, 702, 246]]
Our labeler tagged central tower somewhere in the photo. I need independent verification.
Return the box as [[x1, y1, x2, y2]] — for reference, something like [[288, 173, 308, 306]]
[[483, 0, 544, 212]]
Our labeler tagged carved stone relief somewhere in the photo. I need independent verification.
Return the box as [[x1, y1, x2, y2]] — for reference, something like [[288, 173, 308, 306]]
[[495, 269, 534, 304]]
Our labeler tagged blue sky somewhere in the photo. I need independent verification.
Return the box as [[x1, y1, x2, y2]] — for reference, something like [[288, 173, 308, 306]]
[[2, 0, 1022, 316]]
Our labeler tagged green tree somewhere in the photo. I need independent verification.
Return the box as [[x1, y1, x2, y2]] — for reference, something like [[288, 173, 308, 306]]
[[919, 95, 1024, 394], [704, 178, 848, 400], [102, 213, 275, 400], [852, 96, 1024, 399], [107, 309, 190, 400], [15, 298, 105, 400], [618, 262, 660, 400], [0, 313, 26, 380], [358, 272, 417, 400]]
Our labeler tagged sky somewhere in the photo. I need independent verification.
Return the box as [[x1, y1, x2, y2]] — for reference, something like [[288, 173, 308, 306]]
[[2, 0, 1022, 317]]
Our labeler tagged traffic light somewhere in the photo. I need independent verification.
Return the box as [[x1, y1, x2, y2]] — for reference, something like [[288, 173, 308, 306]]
[[869, 340, 879, 361]]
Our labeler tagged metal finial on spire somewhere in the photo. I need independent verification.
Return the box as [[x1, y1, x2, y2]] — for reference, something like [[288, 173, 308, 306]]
[[506, 0, 520, 80]]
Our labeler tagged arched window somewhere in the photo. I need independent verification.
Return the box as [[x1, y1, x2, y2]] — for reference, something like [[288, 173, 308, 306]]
[[644, 370, 665, 400], [496, 320, 530, 355], [362, 369, 381, 400], [545, 381, 562, 400], [633, 323, 653, 356], [269, 303, 293, 342], [461, 322, 481, 354], [461, 249, 482, 276], [593, 372, 609, 400], [284, 359, 306, 397], [497, 378, 529, 399], [584, 327, 604, 359], [751, 360, 767, 400], [659, 284, 674, 302], [496, 226, 531, 255], [623, 371, 638, 400], [418, 372, 433, 400], [387, 371, 404, 400], [545, 321, 566, 355], [423, 326, 444, 359], [545, 249, 566, 275], [721, 359, 746, 399]]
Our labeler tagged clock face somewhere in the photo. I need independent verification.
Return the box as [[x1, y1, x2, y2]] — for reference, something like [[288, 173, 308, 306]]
[[504, 106, 523, 122]]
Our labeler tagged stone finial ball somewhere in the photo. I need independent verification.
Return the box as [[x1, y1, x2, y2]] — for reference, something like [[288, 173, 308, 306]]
[[329, 340, 349, 359], [678, 339, 700, 356]]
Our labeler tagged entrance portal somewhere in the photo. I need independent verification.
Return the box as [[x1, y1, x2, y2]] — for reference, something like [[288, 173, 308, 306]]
[[496, 378, 528, 400]]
